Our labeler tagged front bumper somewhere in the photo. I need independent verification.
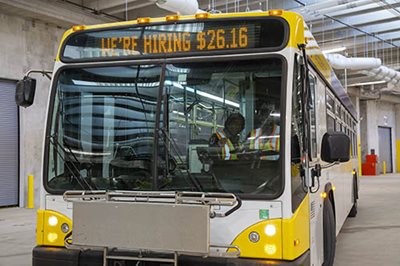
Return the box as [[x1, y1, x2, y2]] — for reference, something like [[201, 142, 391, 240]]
[[33, 246, 310, 266]]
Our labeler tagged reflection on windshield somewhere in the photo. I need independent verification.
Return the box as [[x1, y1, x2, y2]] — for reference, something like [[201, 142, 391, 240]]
[[47, 58, 284, 196]]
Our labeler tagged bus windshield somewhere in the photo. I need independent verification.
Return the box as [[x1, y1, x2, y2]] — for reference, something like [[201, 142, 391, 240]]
[[46, 57, 284, 197]]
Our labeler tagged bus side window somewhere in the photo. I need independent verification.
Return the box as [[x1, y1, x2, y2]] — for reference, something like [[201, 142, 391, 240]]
[[308, 74, 317, 158], [326, 92, 335, 131], [327, 114, 335, 131]]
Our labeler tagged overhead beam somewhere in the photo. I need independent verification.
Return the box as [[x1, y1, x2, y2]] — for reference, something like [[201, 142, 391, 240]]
[[104, 0, 156, 15], [0, 0, 114, 28], [311, 9, 398, 33], [308, 2, 389, 22], [127, 4, 169, 19], [312, 20, 400, 44], [87, 0, 140, 11]]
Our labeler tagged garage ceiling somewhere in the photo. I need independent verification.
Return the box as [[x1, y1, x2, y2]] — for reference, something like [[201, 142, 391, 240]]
[[1, 0, 399, 96]]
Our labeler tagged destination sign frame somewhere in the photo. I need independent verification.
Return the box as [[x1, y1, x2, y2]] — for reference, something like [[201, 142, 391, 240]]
[[61, 17, 289, 62]]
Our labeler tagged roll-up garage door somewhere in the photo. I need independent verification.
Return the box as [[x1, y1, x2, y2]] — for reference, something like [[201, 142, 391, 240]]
[[0, 79, 18, 207]]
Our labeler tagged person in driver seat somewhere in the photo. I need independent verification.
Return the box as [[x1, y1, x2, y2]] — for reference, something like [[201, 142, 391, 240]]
[[209, 112, 245, 160], [246, 102, 280, 160]]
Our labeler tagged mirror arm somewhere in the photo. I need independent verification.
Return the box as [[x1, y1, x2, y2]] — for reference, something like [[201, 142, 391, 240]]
[[320, 161, 340, 169], [25, 69, 53, 80]]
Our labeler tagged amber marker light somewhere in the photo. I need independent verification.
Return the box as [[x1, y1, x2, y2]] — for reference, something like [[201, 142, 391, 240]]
[[166, 14, 180, 21], [320, 192, 328, 199], [294, 239, 300, 246], [137, 17, 151, 24], [72, 25, 86, 31], [268, 9, 283, 16], [332, 185, 336, 191], [195, 13, 209, 19]]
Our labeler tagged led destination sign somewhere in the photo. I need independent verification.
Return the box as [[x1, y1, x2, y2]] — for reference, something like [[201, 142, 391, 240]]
[[62, 18, 287, 61], [100, 27, 249, 56]]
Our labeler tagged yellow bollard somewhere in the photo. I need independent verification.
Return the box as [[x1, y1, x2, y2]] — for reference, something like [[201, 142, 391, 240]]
[[357, 135, 362, 176], [27, 175, 34, 209], [382, 161, 387, 175], [397, 140, 400, 173]]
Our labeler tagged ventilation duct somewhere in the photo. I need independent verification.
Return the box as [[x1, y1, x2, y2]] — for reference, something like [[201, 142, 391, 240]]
[[156, 0, 201, 15], [325, 53, 400, 91], [324, 54, 381, 70]]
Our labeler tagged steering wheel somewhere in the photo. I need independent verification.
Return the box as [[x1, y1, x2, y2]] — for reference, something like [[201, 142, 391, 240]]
[[238, 149, 279, 161]]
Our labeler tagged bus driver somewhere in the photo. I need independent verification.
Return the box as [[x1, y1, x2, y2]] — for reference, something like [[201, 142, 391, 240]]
[[209, 113, 245, 160]]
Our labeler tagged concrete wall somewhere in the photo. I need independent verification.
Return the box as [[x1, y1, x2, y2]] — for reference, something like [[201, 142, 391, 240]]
[[0, 11, 65, 207], [360, 99, 398, 173]]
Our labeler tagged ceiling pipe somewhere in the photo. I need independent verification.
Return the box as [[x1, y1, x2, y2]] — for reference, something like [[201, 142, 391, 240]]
[[293, 0, 351, 12], [156, 0, 203, 15], [324, 54, 381, 70], [325, 53, 400, 91], [306, 0, 372, 20], [361, 67, 400, 86], [292, 0, 353, 18]]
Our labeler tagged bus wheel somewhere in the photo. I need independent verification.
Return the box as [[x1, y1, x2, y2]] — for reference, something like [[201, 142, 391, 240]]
[[348, 178, 358, 218], [323, 198, 336, 266]]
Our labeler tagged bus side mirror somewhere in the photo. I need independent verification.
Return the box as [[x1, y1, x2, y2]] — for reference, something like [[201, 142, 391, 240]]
[[15, 76, 36, 107], [321, 132, 350, 163]]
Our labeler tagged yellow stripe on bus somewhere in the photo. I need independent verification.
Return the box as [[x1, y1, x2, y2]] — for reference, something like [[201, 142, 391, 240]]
[[229, 195, 310, 260], [282, 194, 310, 260]]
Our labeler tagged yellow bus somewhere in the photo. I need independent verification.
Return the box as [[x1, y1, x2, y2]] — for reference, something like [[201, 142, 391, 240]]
[[16, 10, 359, 266]]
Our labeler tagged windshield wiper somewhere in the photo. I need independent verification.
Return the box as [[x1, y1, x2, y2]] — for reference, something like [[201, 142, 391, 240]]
[[49, 134, 96, 191]]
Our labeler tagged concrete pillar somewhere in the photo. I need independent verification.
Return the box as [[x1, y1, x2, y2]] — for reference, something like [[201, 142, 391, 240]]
[[359, 101, 368, 161], [366, 100, 379, 156], [395, 104, 400, 173]]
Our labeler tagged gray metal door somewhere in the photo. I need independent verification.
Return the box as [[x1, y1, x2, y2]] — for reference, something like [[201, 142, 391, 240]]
[[378, 126, 393, 173], [0, 80, 18, 206]]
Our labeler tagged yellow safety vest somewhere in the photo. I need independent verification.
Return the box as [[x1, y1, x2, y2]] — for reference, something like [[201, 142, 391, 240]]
[[249, 125, 280, 159], [215, 129, 237, 160]]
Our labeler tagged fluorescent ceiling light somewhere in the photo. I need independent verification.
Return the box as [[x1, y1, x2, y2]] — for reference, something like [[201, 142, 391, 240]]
[[322, 47, 346, 54], [166, 81, 240, 108], [348, 80, 386, 87]]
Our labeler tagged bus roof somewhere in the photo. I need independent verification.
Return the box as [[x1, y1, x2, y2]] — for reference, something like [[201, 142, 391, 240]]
[[305, 25, 357, 119]]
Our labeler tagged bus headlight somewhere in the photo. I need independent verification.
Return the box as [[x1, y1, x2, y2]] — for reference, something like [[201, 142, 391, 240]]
[[264, 224, 277, 237], [48, 216, 58, 226], [47, 232, 58, 243], [264, 244, 277, 255], [37, 210, 72, 247], [230, 219, 282, 259]]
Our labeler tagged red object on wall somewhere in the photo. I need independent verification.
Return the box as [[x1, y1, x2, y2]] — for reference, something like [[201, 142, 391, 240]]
[[366, 154, 377, 163], [362, 154, 378, 175]]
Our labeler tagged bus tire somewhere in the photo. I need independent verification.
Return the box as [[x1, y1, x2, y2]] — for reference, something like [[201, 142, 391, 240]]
[[348, 177, 358, 217], [323, 198, 336, 266]]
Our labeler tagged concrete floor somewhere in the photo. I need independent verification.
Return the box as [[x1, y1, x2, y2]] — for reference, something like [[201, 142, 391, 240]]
[[0, 174, 399, 266], [0, 207, 35, 266], [335, 174, 400, 266]]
